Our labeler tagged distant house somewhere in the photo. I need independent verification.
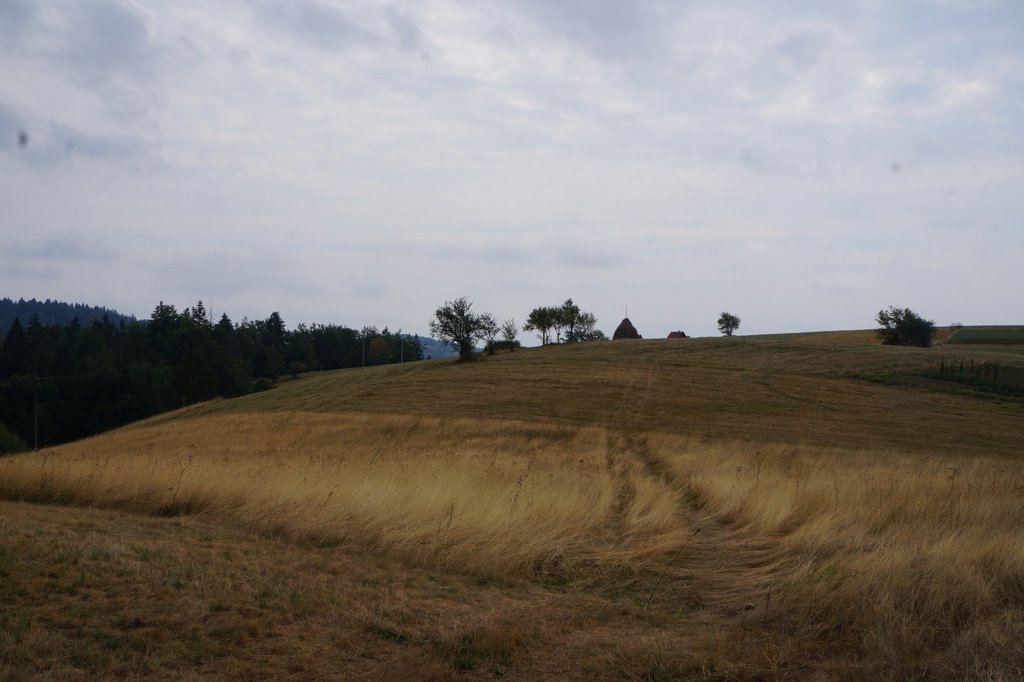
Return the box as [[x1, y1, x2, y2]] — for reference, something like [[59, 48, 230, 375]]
[[667, 331, 688, 339]]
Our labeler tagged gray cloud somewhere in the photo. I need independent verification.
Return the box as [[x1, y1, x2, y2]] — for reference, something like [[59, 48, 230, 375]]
[[772, 30, 831, 72], [58, 0, 157, 86], [251, 1, 431, 56], [1, 0, 164, 131], [553, 242, 619, 269], [513, 0, 664, 61], [0, 100, 26, 153], [0, 0, 33, 44], [49, 121, 152, 163], [0, 101, 156, 169], [0, 1, 1021, 336], [385, 7, 423, 53], [5, 231, 113, 263], [254, 1, 379, 52]]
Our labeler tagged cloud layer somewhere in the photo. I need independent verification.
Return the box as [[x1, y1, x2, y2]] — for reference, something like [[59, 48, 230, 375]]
[[2, 0, 1021, 336]]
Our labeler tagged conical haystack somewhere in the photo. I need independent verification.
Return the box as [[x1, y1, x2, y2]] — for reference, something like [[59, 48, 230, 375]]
[[613, 317, 642, 340]]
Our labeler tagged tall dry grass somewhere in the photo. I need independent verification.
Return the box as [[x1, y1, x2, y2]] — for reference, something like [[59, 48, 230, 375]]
[[647, 435, 1024, 676], [4, 406, 1024, 675], [0, 412, 683, 577]]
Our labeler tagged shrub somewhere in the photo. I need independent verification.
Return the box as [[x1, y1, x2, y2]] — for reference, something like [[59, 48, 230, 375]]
[[876, 306, 935, 347], [486, 340, 521, 354], [0, 424, 28, 455], [252, 377, 277, 392]]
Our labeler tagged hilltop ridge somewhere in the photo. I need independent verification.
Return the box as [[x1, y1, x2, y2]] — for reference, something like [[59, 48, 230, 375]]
[[168, 331, 1024, 456]]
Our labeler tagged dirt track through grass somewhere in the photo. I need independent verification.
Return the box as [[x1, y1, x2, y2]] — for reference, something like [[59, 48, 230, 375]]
[[603, 353, 774, 618]]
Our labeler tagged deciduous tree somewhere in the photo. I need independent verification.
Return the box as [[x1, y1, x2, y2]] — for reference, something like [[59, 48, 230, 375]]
[[524, 300, 601, 344], [717, 312, 741, 336], [575, 312, 603, 341], [501, 319, 519, 350], [523, 307, 556, 345], [559, 299, 583, 342], [429, 297, 497, 361], [876, 306, 935, 347]]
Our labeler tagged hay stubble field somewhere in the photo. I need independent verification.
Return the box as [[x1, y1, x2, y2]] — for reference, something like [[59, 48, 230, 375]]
[[2, 331, 1024, 679]]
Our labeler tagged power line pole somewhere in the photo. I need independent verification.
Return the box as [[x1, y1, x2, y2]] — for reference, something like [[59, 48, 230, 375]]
[[33, 376, 39, 451]]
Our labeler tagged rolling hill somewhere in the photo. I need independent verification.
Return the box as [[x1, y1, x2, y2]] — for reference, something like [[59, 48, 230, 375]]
[[1, 331, 1023, 679]]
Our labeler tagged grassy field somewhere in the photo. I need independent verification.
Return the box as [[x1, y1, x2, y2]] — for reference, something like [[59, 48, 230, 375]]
[[946, 326, 1024, 345], [2, 332, 1024, 679], [161, 334, 1024, 454]]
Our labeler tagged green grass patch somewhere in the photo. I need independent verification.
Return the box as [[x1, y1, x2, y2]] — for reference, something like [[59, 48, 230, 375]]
[[947, 327, 1024, 345], [920, 358, 1024, 396]]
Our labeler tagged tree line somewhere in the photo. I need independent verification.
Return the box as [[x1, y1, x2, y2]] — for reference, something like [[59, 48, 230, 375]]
[[430, 297, 606, 361], [0, 297, 136, 330], [523, 299, 604, 345], [0, 301, 424, 452]]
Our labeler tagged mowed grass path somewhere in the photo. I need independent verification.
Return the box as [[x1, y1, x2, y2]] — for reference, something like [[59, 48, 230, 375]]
[[167, 334, 1024, 456]]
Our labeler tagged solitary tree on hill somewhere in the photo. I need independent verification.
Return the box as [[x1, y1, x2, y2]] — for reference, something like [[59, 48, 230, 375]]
[[876, 306, 935, 347], [717, 312, 741, 336], [429, 297, 497, 361]]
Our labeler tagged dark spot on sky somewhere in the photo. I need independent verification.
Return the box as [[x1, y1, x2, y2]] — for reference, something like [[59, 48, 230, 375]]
[[890, 161, 902, 173], [18, 130, 28, 147]]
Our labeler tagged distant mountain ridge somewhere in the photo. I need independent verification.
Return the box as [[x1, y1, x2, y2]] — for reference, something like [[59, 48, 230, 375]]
[[0, 297, 136, 333], [418, 336, 459, 359]]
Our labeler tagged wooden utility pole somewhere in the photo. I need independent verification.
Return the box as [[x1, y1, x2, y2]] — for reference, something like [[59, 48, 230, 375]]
[[33, 376, 39, 451]]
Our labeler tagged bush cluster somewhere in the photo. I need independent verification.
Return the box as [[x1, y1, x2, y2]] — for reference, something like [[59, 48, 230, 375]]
[[876, 306, 935, 347]]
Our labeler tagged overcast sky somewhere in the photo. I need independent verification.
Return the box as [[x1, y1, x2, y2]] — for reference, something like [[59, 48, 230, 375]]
[[1, 0, 1021, 339]]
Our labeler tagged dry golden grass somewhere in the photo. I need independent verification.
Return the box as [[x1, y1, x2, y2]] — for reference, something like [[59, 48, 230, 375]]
[[2, 333, 1024, 678], [0, 499, 770, 681], [0, 413, 683, 578], [645, 435, 1024, 677]]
